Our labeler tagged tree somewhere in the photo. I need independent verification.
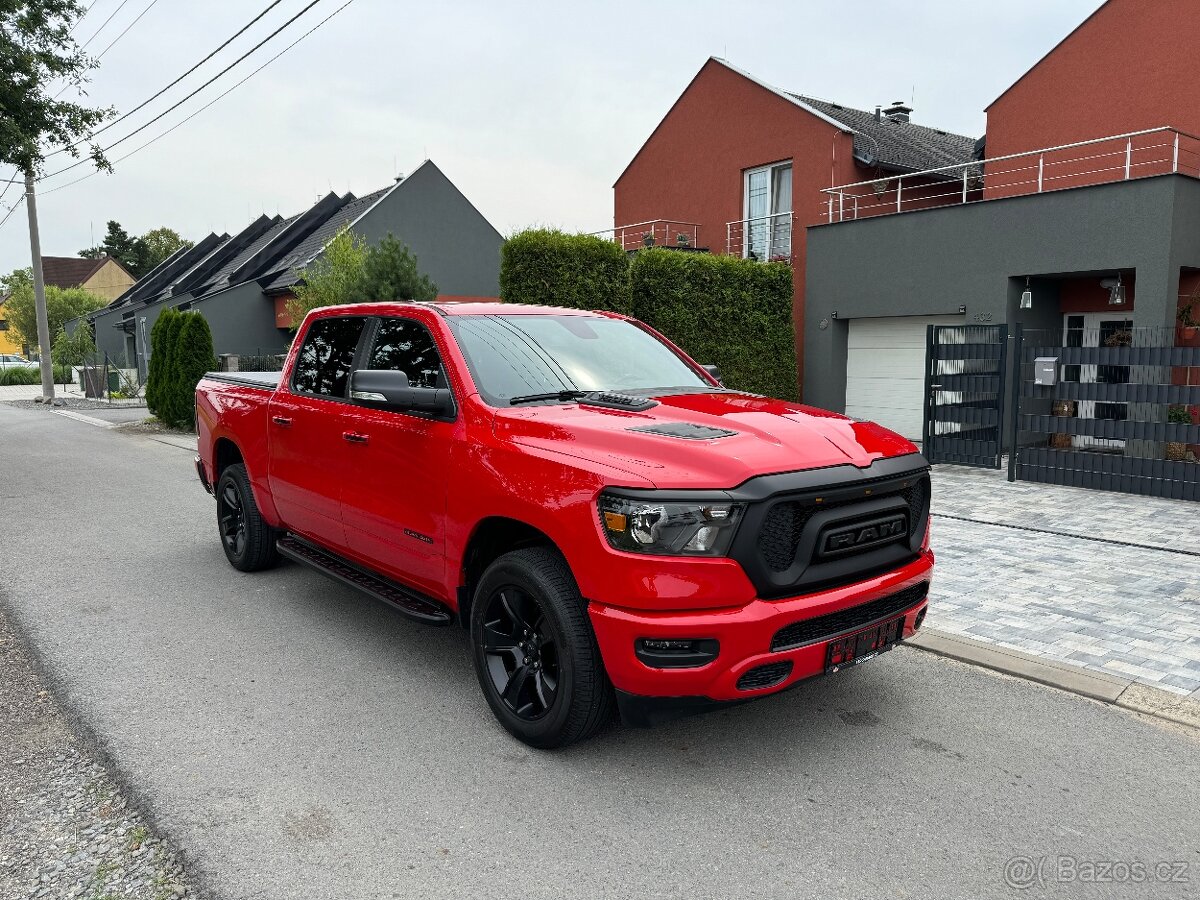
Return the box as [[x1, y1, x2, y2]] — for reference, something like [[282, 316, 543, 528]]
[[80, 222, 193, 276], [285, 228, 368, 327], [3, 283, 104, 353], [0, 1, 113, 176], [164, 312, 216, 429], [349, 234, 438, 304], [146, 307, 182, 420], [51, 318, 94, 385], [139, 227, 192, 273], [0, 267, 33, 297]]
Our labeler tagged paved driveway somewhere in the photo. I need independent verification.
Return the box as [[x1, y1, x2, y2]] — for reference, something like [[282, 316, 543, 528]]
[[1, 403, 1198, 900], [929, 464, 1200, 694]]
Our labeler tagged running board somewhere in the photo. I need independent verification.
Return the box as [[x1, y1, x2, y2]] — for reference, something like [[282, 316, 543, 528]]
[[276, 535, 452, 625]]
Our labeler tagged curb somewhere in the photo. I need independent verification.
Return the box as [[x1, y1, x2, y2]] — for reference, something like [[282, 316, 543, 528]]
[[907, 628, 1200, 731]]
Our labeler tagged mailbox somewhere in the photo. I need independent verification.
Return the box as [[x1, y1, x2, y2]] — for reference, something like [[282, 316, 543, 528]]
[[1034, 356, 1058, 386]]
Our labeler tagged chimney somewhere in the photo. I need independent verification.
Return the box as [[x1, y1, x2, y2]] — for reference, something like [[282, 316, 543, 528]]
[[883, 100, 912, 124], [874, 105, 882, 123]]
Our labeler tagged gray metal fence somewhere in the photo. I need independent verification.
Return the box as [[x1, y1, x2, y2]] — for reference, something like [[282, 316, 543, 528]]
[[1008, 325, 1200, 501]]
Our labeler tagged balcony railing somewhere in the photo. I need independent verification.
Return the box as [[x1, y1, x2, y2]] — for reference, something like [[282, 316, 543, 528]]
[[819, 126, 1200, 223], [726, 211, 794, 260], [592, 219, 702, 252]]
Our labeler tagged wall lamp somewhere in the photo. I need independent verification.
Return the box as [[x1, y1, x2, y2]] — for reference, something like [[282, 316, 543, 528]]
[[1020, 276, 1033, 309]]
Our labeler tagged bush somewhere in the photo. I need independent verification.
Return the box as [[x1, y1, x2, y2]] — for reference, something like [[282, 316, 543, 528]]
[[630, 249, 796, 399], [146, 307, 182, 419], [0, 364, 72, 386], [164, 311, 217, 429], [500, 229, 631, 313]]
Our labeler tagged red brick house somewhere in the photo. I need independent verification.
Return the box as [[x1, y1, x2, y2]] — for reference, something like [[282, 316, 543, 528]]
[[612, 57, 978, 397]]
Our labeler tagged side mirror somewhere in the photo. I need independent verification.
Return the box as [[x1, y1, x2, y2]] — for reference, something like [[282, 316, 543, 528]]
[[350, 369, 454, 417], [701, 364, 723, 385]]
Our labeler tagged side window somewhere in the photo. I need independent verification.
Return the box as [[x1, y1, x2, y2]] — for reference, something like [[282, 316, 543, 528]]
[[366, 318, 445, 389], [292, 317, 366, 398]]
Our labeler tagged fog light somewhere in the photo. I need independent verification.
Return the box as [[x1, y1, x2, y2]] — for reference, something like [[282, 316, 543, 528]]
[[634, 637, 720, 669], [914, 606, 927, 630]]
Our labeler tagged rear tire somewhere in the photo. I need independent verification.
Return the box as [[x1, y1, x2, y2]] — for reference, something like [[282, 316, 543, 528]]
[[470, 547, 615, 748], [216, 463, 279, 572]]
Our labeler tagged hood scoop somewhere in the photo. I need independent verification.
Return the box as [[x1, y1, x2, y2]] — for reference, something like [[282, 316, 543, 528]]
[[627, 422, 738, 440], [581, 392, 658, 412]]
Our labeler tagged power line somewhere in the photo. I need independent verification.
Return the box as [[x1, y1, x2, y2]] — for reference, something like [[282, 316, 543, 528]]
[[69, 0, 102, 35], [94, 0, 162, 61], [0, 196, 26, 235], [85, 0, 287, 141], [42, 0, 326, 180], [38, 0, 357, 198], [77, 0, 133, 50]]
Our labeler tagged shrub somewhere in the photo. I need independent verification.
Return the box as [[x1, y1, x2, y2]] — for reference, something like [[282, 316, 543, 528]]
[[0, 363, 72, 385], [165, 311, 217, 429], [629, 249, 796, 399], [146, 308, 182, 419], [500, 229, 631, 313]]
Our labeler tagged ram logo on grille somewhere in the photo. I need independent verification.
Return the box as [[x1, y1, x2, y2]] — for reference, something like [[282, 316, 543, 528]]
[[819, 514, 908, 558]]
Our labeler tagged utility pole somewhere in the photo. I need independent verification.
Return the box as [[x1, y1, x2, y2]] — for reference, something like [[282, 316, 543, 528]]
[[24, 169, 55, 402]]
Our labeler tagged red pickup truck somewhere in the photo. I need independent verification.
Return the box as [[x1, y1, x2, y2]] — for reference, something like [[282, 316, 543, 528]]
[[195, 302, 933, 747]]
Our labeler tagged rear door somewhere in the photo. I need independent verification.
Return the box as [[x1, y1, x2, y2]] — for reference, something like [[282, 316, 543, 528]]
[[339, 315, 458, 596], [267, 315, 368, 551]]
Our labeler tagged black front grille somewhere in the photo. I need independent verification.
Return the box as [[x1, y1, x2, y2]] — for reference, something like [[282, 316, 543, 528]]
[[755, 472, 931, 574], [736, 661, 793, 691], [770, 582, 929, 652]]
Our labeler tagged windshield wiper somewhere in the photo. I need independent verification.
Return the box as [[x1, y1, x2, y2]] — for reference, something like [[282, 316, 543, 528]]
[[509, 389, 594, 406]]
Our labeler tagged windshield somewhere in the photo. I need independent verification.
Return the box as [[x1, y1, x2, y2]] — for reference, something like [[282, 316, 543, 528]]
[[448, 314, 710, 405]]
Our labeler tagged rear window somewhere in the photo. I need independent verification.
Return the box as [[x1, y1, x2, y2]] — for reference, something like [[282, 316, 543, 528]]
[[291, 317, 366, 399]]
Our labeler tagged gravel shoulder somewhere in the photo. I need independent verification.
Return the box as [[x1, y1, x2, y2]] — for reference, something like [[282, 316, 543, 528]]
[[0, 607, 195, 900]]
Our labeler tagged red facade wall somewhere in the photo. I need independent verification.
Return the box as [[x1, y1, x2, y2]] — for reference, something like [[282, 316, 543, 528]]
[[985, 0, 1200, 197], [614, 60, 864, 398]]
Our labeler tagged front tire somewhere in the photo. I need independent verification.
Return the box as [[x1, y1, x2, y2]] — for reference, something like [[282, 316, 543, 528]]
[[216, 463, 279, 572], [470, 547, 614, 748]]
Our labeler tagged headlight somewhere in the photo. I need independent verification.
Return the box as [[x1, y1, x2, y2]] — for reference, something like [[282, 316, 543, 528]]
[[598, 492, 744, 556]]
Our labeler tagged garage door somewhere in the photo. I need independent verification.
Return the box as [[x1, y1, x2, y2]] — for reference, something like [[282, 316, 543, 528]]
[[844, 315, 965, 440]]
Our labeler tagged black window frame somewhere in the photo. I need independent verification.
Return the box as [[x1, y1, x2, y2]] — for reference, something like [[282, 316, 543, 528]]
[[350, 315, 459, 423], [288, 314, 371, 404]]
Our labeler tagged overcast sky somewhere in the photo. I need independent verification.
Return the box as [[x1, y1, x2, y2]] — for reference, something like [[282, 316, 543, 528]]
[[0, 0, 1101, 273]]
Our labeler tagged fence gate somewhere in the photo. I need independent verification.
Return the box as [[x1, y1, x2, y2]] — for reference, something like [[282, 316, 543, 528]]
[[1009, 324, 1200, 501], [922, 324, 1008, 469]]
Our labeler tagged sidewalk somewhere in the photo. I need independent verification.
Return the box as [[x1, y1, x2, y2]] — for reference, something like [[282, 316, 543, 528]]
[[929, 463, 1200, 696]]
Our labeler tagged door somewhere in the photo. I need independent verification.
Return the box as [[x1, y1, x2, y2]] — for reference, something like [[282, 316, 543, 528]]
[[1063, 313, 1133, 450], [267, 315, 368, 551], [339, 316, 458, 597], [845, 315, 965, 440], [744, 161, 792, 260]]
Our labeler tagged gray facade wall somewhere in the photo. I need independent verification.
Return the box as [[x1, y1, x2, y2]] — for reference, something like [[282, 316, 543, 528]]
[[804, 174, 1200, 414], [353, 161, 503, 298]]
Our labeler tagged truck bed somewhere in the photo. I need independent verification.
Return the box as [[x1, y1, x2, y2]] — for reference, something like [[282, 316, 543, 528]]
[[201, 371, 282, 391]]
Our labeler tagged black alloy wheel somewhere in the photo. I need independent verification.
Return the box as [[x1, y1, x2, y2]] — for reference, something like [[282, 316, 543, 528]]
[[469, 547, 615, 748], [214, 463, 279, 572], [481, 586, 560, 720], [218, 480, 246, 558]]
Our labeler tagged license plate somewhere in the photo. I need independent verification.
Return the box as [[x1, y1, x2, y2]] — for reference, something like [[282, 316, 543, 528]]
[[824, 617, 903, 674]]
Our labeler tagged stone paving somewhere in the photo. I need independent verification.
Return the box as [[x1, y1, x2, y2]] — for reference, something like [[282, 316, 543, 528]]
[[928, 463, 1200, 695]]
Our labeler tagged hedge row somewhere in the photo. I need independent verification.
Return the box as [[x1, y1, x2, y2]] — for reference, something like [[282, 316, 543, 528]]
[[499, 232, 796, 399], [147, 308, 217, 429], [630, 249, 796, 400], [499, 229, 631, 314]]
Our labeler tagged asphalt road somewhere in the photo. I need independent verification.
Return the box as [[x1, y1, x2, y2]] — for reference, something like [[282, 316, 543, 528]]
[[2, 401, 1197, 900]]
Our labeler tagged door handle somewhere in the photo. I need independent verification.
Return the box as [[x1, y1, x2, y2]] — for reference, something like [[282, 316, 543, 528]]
[[342, 432, 369, 444], [271, 416, 293, 427]]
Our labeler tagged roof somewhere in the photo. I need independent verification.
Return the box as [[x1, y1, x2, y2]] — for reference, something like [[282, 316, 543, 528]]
[[616, 57, 978, 185], [792, 95, 978, 173], [41, 256, 130, 289]]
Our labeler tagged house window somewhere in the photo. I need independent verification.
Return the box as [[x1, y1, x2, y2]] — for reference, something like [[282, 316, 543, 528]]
[[743, 161, 792, 260]]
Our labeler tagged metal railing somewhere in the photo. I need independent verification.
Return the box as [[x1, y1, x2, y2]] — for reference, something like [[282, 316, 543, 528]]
[[592, 219, 702, 252], [820, 127, 1200, 223], [726, 211, 794, 260]]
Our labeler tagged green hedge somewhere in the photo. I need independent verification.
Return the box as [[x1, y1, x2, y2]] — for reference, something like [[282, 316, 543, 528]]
[[500, 229, 631, 313], [0, 364, 72, 386], [165, 312, 217, 429], [630, 249, 796, 399], [146, 307, 182, 419]]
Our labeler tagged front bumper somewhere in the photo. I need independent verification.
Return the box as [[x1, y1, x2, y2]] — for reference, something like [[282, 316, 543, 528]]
[[589, 550, 933, 714]]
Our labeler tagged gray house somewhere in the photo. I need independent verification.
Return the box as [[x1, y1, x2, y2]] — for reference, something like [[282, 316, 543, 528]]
[[87, 160, 502, 374]]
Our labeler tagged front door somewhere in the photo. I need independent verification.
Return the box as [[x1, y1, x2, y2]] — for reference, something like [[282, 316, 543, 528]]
[[339, 316, 458, 597], [268, 315, 368, 550], [1062, 313, 1133, 450]]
